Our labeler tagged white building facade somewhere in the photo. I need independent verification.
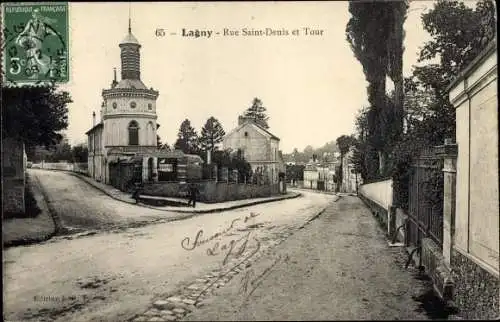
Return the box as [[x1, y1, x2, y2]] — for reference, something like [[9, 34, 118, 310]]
[[86, 21, 160, 184]]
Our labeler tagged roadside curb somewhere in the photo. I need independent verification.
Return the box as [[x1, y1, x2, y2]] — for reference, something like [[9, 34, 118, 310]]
[[66, 171, 302, 214], [31, 174, 67, 235]]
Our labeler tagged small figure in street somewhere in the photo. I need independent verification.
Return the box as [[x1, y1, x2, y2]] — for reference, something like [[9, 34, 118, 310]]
[[186, 181, 199, 208], [131, 182, 143, 204]]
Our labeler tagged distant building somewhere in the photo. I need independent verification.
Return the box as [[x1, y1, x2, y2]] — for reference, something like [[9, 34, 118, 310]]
[[304, 160, 337, 191], [341, 148, 362, 193], [86, 20, 160, 183], [303, 163, 319, 189], [223, 116, 285, 184]]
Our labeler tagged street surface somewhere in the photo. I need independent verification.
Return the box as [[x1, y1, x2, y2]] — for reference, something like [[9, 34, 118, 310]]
[[3, 170, 334, 322], [28, 169, 173, 232], [183, 196, 432, 321]]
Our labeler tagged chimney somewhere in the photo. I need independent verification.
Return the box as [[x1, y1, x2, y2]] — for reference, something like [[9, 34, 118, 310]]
[[238, 115, 245, 126], [111, 68, 118, 88], [92, 111, 96, 126]]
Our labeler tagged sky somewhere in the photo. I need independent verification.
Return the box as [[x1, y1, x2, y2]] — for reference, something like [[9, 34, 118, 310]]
[[59, 1, 438, 153]]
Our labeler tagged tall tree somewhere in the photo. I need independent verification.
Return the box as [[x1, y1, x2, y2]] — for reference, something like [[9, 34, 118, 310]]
[[2, 85, 72, 150], [242, 97, 269, 129], [346, 1, 408, 176], [199, 116, 226, 152], [174, 119, 200, 154]]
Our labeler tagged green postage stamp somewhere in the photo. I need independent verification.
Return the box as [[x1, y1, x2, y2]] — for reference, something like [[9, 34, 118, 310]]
[[2, 2, 69, 84]]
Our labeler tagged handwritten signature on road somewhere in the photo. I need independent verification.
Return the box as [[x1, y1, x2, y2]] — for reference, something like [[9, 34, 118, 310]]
[[180, 212, 263, 301], [181, 212, 260, 254], [238, 253, 290, 300]]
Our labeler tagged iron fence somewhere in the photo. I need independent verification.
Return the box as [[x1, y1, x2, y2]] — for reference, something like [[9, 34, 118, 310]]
[[406, 148, 444, 250]]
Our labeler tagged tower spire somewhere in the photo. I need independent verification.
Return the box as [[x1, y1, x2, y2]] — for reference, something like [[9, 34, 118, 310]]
[[128, 3, 131, 33], [120, 3, 141, 80]]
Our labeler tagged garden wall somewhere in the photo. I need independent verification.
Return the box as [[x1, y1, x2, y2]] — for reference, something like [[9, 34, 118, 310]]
[[142, 181, 280, 203]]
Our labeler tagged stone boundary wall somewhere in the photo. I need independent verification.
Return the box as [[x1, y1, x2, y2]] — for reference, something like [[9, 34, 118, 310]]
[[142, 181, 280, 203], [358, 179, 393, 210], [2, 138, 26, 214], [450, 248, 499, 319], [421, 238, 454, 302], [357, 193, 389, 235], [358, 179, 393, 235], [31, 162, 88, 175]]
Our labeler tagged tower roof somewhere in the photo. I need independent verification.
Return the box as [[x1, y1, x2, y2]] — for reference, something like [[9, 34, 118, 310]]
[[120, 9, 140, 46], [115, 78, 147, 89], [120, 32, 140, 46]]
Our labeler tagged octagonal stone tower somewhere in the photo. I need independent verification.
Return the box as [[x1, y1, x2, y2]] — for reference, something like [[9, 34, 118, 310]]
[[87, 18, 161, 184], [101, 20, 160, 157]]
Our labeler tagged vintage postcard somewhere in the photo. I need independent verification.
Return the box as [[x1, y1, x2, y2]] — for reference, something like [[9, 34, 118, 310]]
[[2, 1, 498, 321]]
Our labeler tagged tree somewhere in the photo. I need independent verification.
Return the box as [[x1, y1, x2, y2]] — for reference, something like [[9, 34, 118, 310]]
[[407, 0, 495, 146], [2, 85, 72, 149], [419, 0, 496, 82], [30, 146, 52, 163], [212, 149, 232, 168], [286, 164, 305, 183], [199, 116, 226, 153], [159, 142, 171, 151], [292, 148, 299, 162], [303, 145, 314, 162], [242, 97, 269, 129], [352, 106, 379, 180], [231, 152, 252, 182], [391, 0, 496, 208], [71, 144, 88, 163], [346, 1, 408, 176], [211, 149, 252, 182], [174, 119, 200, 154]]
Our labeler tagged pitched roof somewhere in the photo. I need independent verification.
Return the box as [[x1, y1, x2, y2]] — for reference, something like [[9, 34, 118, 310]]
[[226, 120, 280, 141], [115, 79, 148, 90], [85, 122, 103, 135], [254, 122, 280, 140]]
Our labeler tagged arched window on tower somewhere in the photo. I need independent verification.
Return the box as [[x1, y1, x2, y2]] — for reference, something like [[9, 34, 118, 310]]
[[128, 120, 139, 145]]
